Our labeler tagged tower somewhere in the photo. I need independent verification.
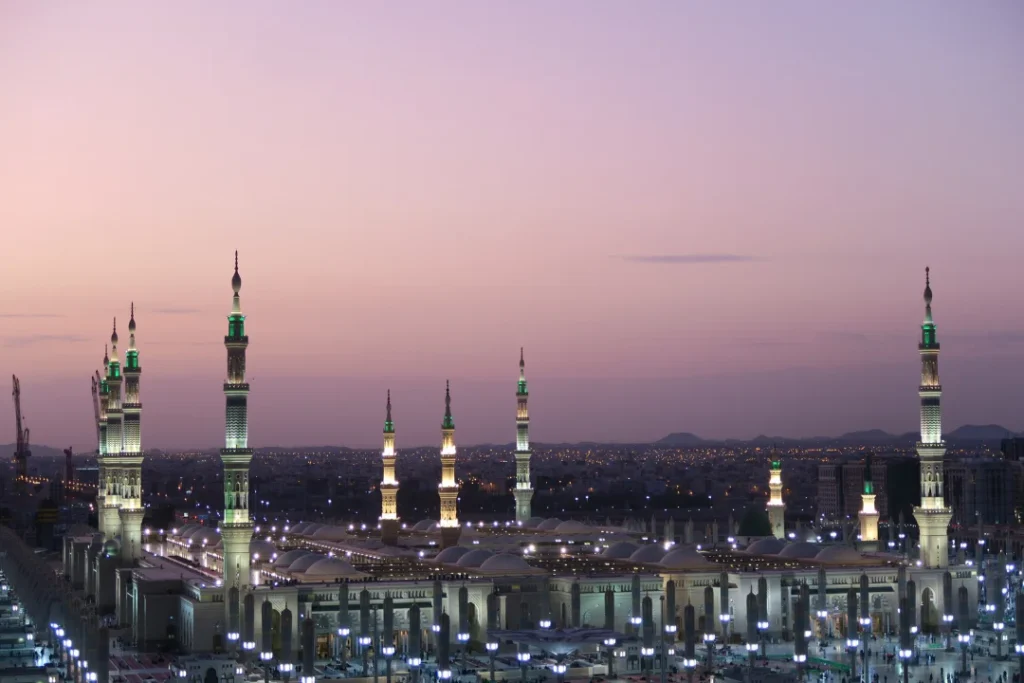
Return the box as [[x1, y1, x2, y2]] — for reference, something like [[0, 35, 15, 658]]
[[118, 304, 145, 562], [96, 349, 111, 538], [438, 381, 461, 548], [513, 348, 534, 523], [380, 391, 400, 545], [767, 455, 785, 539], [913, 267, 952, 568], [858, 455, 879, 551], [102, 324, 124, 541], [220, 252, 254, 620]]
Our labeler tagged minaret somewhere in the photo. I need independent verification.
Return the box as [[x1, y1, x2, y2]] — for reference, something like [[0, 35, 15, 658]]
[[96, 349, 111, 538], [380, 390, 400, 546], [103, 323, 124, 541], [438, 381, 461, 548], [118, 304, 145, 562], [767, 454, 785, 539], [913, 267, 952, 568], [513, 348, 534, 524], [858, 454, 879, 551], [221, 252, 255, 620]]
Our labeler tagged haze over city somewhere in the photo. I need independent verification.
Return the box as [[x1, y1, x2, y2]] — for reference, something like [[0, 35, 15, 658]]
[[2, 2, 1023, 448]]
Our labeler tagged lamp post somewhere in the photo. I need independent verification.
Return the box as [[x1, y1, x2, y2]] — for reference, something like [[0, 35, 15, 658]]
[[517, 651, 531, 682], [603, 638, 617, 679], [359, 635, 372, 679], [336, 627, 350, 677], [553, 662, 567, 683], [382, 646, 395, 683], [486, 642, 498, 682], [664, 625, 677, 683], [958, 631, 971, 674], [260, 650, 273, 683]]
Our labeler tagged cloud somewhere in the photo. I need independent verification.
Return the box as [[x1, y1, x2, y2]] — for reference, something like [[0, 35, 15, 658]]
[[152, 307, 202, 315], [3, 334, 87, 348], [0, 313, 65, 318], [617, 253, 757, 264]]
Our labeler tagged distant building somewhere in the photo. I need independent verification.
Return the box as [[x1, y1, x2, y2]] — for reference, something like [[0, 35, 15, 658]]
[[945, 455, 1022, 527], [817, 455, 889, 522]]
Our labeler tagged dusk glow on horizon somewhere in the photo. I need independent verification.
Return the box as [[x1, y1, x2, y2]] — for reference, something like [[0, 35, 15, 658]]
[[2, 2, 1023, 448]]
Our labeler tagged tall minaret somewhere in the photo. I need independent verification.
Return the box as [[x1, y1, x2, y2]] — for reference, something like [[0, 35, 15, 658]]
[[103, 322, 124, 541], [767, 454, 785, 539], [513, 348, 534, 523], [858, 454, 879, 551], [96, 348, 111, 537], [221, 252, 254, 619], [913, 267, 952, 568], [438, 381, 461, 548], [380, 390, 400, 546], [118, 305, 145, 562]]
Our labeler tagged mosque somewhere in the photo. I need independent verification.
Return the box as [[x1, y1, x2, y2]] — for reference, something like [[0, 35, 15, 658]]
[[55, 258, 977, 672]]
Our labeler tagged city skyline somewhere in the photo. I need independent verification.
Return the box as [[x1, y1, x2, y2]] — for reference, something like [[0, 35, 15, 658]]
[[3, 2, 1024, 447]]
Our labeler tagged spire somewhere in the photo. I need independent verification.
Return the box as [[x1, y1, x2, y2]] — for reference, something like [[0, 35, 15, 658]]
[[103, 344, 109, 368], [517, 348, 528, 394], [442, 380, 454, 430], [231, 250, 243, 314], [109, 318, 119, 362], [384, 390, 394, 434], [921, 267, 938, 348], [863, 454, 874, 494], [228, 251, 245, 336], [128, 303, 137, 351]]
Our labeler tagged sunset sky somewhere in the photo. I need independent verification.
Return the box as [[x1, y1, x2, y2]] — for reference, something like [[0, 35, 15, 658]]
[[2, 2, 1023, 449]]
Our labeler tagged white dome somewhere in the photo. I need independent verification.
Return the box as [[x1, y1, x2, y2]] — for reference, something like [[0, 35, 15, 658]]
[[411, 520, 438, 532], [603, 541, 639, 559], [182, 525, 207, 540], [746, 538, 787, 555], [659, 546, 711, 570], [303, 557, 359, 578], [628, 545, 668, 564], [311, 526, 349, 541], [524, 517, 546, 529], [777, 542, 820, 559], [537, 518, 563, 531], [273, 549, 313, 569], [290, 522, 316, 535], [249, 539, 277, 559], [288, 553, 326, 572], [815, 546, 869, 565], [455, 549, 494, 568], [555, 520, 591, 533], [479, 554, 533, 573], [435, 546, 471, 564], [298, 523, 324, 537], [192, 528, 220, 546]]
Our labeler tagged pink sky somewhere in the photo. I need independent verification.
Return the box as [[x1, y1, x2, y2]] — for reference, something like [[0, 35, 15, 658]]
[[1, 2, 1023, 448]]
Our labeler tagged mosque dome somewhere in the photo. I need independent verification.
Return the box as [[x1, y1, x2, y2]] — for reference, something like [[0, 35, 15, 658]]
[[815, 546, 868, 565], [537, 518, 563, 531], [311, 526, 349, 541], [411, 520, 438, 532], [192, 528, 220, 546], [628, 545, 668, 564], [602, 541, 639, 560], [434, 546, 471, 564], [555, 520, 591, 533], [303, 557, 360, 579], [659, 546, 711, 570], [777, 542, 820, 560], [289, 523, 315, 536], [745, 538, 787, 555], [103, 538, 120, 556], [524, 517, 546, 529], [455, 549, 494, 568], [478, 554, 533, 573], [288, 554, 325, 573], [272, 550, 312, 569], [249, 539, 276, 560]]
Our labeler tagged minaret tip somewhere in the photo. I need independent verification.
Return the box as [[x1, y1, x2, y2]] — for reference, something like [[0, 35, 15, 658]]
[[128, 303, 136, 333], [232, 251, 242, 296], [386, 389, 392, 420], [924, 266, 933, 306], [235, 250, 239, 273], [111, 317, 118, 345], [520, 347, 524, 366]]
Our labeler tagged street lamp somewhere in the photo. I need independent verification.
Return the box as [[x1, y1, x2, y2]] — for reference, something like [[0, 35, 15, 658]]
[[486, 641, 499, 682], [382, 645, 395, 683], [517, 650, 531, 682], [336, 627, 350, 675], [539, 620, 552, 630], [553, 663, 567, 683], [603, 637, 617, 679]]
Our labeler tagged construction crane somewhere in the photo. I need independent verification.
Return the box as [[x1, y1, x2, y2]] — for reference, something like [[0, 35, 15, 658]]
[[11, 375, 31, 494], [91, 373, 102, 448]]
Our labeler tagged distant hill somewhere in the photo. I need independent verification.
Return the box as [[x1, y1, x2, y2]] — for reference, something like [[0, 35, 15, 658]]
[[946, 424, 1018, 443], [0, 443, 69, 460], [654, 425, 1021, 448], [655, 432, 708, 447]]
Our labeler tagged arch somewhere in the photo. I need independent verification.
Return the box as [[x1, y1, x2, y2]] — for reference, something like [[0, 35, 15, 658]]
[[204, 668, 218, 683], [920, 587, 938, 635]]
